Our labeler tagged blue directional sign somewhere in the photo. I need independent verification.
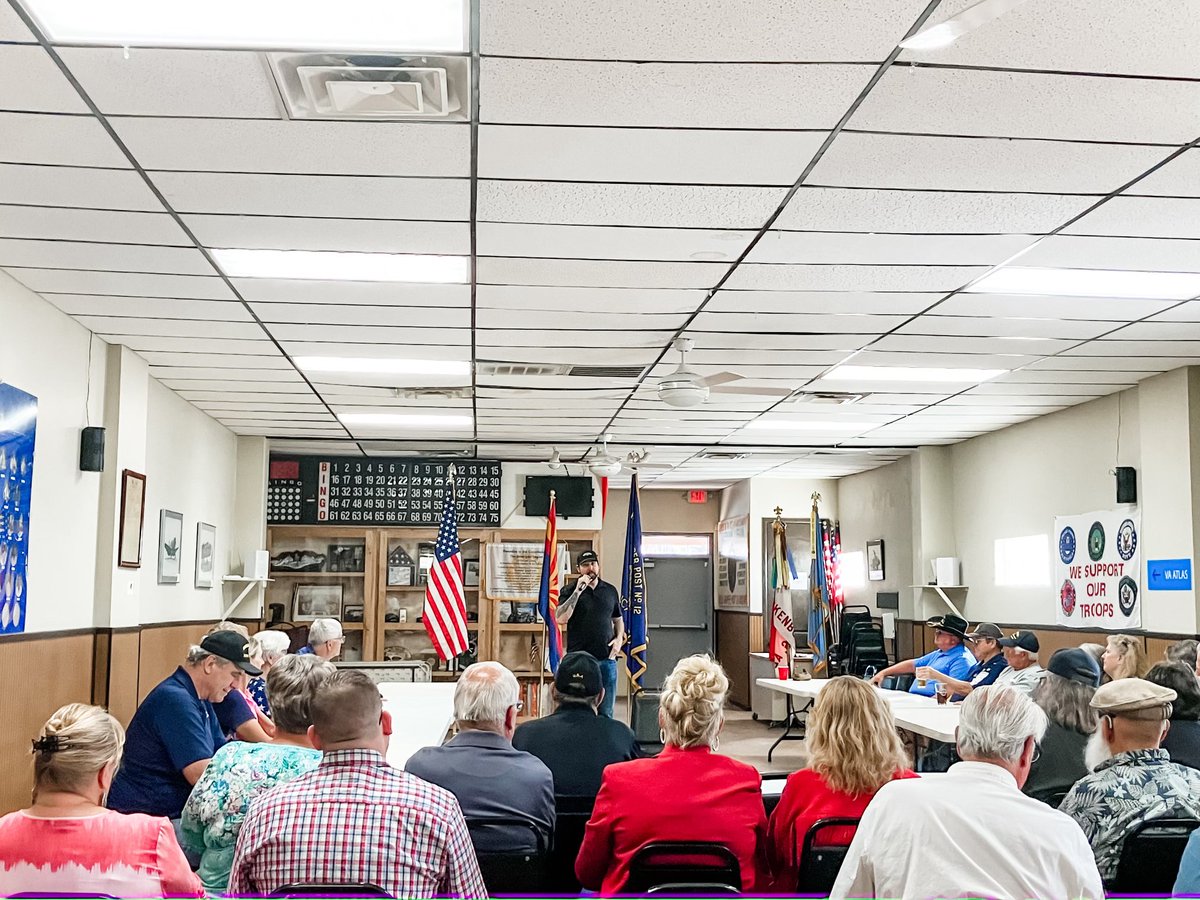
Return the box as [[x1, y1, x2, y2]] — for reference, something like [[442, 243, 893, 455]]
[[1147, 559, 1193, 591]]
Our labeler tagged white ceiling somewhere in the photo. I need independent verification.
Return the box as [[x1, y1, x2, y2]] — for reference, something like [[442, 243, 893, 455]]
[[3, 0, 1200, 489]]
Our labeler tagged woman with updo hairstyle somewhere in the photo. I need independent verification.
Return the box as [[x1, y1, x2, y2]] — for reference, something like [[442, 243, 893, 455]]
[[1102, 633, 1146, 682], [0, 703, 202, 897], [576, 655, 769, 894], [767, 676, 916, 890]]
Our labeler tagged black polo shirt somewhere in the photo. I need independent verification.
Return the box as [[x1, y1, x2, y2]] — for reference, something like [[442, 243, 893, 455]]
[[564, 578, 622, 660], [512, 704, 640, 797]]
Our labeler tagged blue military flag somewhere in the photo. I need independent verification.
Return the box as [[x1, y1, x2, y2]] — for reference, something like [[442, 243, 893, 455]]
[[621, 473, 648, 692]]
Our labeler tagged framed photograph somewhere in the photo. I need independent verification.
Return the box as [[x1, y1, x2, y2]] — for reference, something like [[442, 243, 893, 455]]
[[117, 469, 146, 569], [195, 522, 216, 589], [387, 564, 413, 586], [293, 583, 343, 620], [344, 603, 364, 623], [867, 539, 885, 582], [327, 543, 365, 573], [158, 509, 184, 584], [465, 559, 480, 587]]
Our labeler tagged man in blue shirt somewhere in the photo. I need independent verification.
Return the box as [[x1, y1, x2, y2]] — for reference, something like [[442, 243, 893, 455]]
[[871, 614, 976, 696], [924, 622, 1009, 700]]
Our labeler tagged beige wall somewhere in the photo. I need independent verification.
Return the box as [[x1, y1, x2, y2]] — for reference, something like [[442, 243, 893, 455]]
[[600, 487, 720, 568], [838, 455, 913, 614]]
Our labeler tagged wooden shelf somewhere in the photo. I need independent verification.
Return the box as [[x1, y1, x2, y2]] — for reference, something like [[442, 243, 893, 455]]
[[341, 622, 365, 631], [384, 623, 480, 631], [512, 669, 545, 677], [497, 623, 545, 632], [385, 585, 479, 592], [270, 571, 365, 579]]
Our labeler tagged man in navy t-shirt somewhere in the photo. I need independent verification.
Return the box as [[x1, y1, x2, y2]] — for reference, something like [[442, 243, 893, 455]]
[[924, 622, 1009, 700], [108, 630, 261, 827]]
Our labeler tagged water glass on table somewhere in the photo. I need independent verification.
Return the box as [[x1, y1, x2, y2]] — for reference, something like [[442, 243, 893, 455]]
[[935, 683, 950, 705]]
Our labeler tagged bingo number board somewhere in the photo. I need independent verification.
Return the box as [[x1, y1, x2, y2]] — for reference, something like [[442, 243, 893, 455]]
[[267, 457, 503, 527]]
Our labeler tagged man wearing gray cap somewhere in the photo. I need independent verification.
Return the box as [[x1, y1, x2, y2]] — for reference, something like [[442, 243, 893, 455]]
[[922, 622, 1009, 700], [1060, 678, 1200, 882]]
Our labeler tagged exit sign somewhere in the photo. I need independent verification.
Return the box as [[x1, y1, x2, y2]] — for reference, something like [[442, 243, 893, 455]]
[[687, 490, 708, 504]]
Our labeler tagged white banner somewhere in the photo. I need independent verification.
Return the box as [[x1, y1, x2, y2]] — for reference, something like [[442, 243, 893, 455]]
[[716, 515, 749, 610], [1054, 510, 1141, 629], [485, 542, 568, 601]]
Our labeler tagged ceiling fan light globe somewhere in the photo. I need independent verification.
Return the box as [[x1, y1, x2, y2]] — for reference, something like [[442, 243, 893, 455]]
[[657, 382, 709, 407]]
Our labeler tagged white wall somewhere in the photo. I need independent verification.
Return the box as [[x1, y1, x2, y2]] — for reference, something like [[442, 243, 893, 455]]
[[837, 456, 912, 615], [0, 273, 105, 633]]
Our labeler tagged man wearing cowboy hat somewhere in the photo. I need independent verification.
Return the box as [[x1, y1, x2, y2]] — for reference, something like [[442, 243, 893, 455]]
[[871, 614, 976, 697], [1059, 678, 1200, 882], [920, 622, 1009, 700]]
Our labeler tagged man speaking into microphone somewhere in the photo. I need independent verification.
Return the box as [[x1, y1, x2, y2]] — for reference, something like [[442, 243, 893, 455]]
[[556, 550, 624, 718]]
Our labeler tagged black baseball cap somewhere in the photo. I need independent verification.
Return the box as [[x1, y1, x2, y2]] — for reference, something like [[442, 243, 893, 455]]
[[998, 630, 1040, 653], [201, 630, 262, 675], [577, 550, 599, 566], [555, 652, 603, 698], [1048, 648, 1101, 687]]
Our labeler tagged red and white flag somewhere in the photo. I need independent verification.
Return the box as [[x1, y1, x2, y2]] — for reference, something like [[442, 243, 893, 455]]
[[423, 487, 469, 660]]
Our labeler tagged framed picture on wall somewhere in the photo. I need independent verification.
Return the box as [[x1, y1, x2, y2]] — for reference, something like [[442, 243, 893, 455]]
[[293, 584, 343, 621], [867, 539, 885, 582], [195, 522, 216, 589], [117, 470, 146, 568], [158, 509, 184, 584]]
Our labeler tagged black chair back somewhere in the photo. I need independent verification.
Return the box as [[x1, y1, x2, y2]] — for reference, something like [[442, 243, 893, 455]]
[[465, 815, 550, 895], [797, 817, 860, 896], [760, 772, 790, 816], [631, 690, 664, 756], [1111, 816, 1200, 894], [547, 795, 594, 893], [626, 841, 741, 894], [269, 884, 391, 898]]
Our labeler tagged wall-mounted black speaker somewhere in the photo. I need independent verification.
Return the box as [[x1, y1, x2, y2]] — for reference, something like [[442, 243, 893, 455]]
[[1115, 466, 1137, 504], [79, 426, 105, 472]]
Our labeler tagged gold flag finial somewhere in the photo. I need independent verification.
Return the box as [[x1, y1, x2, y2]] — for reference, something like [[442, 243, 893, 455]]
[[773, 506, 783, 518]]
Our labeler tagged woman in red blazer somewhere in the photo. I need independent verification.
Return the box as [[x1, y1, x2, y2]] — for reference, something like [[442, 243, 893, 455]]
[[766, 676, 917, 891], [575, 655, 769, 895]]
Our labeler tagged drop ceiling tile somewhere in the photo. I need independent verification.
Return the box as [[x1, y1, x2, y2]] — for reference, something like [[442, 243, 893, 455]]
[[0, 3, 33, 40], [281, 343, 469, 361], [690, 311, 907, 333], [205, 410, 338, 423], [685, 348, 849, 367], [477, 308, 686, 330], [477, 285, 702, 314], [0, 238, 212, 274], [0, 45, 88, 112], [484, 328, 672, 348], [846, 349, 1040, 369], [477, 223, 754, 262], [969, 380, 1126, 396], [178, 394, 318, 406], [1017, 235, 1200, 272], [996, 369, 1144, 385], [0, 205, 188, 244], [481, 58, 872, 128], [3, 267, 233, 299], [150, 172, 470, 220], [1102, 322, 1200, 341], [0, 112, 130, 167], [477, 257, 725, 289], [853, 66, 1200, 144], [45, 295, 250, 320], [478, 125, 825, 185], [270, 324, 471, 345], [77, 316, 264, 339], [902, 315, 1112, 340], [113, 336, 282, 356], [117, 118, 470, 176], [1119, 149, 1200, 198], [252, 303, 471, 328], [681, 332, 871, 353], [747, 232, 1034, 265], [1065, 341, 1200, 357], [1146, 302, 1200, 323], [478, 181, 788, 228], [932, 292, 1174, 321], [706, 289, 942, 315], [1023, 356, 1170, 373], [870, 333, 1074, 355], [475, 346, 659, 366], [808, 133, 1166, 193], [1063, 197, 1200, 239], [234, 279, 470, 307], [722, 264, 984, 292], [58, 48, 281, 117], [137, 352, 291, 369], [0, 163, 163, 210], [184, 215, 470, 254]]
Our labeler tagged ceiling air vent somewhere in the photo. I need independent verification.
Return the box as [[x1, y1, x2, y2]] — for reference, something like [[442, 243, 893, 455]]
[[793, 391, 866, 406], [478, 363, 568, 378], [698, 451, 750, 461], [567, 365, 647, 379], [268, 53, 469, 121]]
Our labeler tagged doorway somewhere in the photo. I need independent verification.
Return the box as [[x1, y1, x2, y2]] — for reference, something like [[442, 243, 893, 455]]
[[642, 534, 714, 691]]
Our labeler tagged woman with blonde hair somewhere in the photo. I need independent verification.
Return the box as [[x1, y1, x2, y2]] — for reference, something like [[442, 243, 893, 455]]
[[0, 704, 202, 897], [1101, 634, 1145, 682], [576, 655, 768, 894], [767, 676, 916, 890]]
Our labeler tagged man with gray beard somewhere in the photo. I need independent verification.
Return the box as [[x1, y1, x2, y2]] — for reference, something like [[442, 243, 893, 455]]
[[1060, 678, 1200, 883]]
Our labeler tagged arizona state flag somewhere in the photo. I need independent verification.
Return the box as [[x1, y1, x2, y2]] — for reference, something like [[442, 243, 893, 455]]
[[536, 492, 564, 673]]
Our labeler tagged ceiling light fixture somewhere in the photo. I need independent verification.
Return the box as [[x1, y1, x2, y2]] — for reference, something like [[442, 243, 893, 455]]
[[296, 357, 470, 377], [965, 266, 1200, 300], [212, 249, 468, 283], [821, 366, 1007, 383], [339, 413, 473, 428], [548, 448, 563, 470], [21, 0, 468, 52], [899, 0, 1033, 52]]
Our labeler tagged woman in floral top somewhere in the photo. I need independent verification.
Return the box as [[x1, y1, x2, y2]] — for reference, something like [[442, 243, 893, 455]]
[[181, 654, 335, 894]]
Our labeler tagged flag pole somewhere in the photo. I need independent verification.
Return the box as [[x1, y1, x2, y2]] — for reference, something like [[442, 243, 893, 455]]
[[537, 490, 555, 718]]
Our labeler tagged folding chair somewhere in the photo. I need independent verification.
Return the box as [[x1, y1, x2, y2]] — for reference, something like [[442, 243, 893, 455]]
[[465, 815, 551, 895], [546, 794, 594, 894], [796, 817, 860, 897], [626, 841, 741, 894], [1110, 816, 1200, 894]]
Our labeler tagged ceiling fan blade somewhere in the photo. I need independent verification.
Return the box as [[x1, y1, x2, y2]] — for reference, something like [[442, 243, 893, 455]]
[[699, 372, 744, 388], [710, 385, 794, 398]]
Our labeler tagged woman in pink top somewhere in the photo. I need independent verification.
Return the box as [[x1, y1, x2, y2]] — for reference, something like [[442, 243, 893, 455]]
[[0, 703, 202, 898]]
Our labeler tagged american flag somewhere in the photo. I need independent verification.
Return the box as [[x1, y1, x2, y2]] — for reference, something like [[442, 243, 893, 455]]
[[423, 487, 469, 661]]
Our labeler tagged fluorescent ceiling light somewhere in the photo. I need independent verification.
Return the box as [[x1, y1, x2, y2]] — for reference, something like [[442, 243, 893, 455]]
[[212, 249, 467, 283], [339, 413, 473, 428], [296, 357, 469, 377], [21, 0, 467, 52], [900, 0, 1032, 52], [822, 366, 1007, 384], [966, 266, 1200, 300], [742, 420, 873, 432]]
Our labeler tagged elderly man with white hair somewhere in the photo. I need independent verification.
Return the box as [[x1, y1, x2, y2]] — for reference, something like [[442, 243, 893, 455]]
[[831, 685, 1103, 900], [405, 661, 555, 852], [246, 629, 291, 717], [297, 617, 344, 660]]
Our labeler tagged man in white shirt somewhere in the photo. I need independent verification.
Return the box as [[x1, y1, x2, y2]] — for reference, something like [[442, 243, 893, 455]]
[[992, 630, 1046, 695], [831, 685, 1103, 900]]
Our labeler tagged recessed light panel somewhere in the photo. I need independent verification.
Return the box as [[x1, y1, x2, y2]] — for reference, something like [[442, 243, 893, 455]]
[[339, 413, 473, 428], [966, 267, 1200, 300], [296, 358, 470, 376], [212, 249, 468, 283]]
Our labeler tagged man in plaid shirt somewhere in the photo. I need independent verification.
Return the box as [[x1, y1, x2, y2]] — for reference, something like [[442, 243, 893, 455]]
[[228, 670, 487, 898]]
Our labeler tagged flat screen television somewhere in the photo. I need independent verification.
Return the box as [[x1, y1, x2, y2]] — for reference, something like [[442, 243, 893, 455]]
[[523, 475, 594, 518]]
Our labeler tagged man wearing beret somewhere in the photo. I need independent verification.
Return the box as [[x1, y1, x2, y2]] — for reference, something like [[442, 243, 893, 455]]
[[1060, 678, 1200, 882], [557, 551, 624, 718], [871, 614, 976, 697]]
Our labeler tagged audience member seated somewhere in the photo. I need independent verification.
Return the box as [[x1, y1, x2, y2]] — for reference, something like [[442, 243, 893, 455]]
[[247, 629, 291, 717], [406, 661, 555, 852], [206, 622, 273, 743], [922, 622, 1008, 699], [228, 670, 486, 897], [1172, 822, 1200, 895], [1102, 633, 1146, 682], [1080, 642, 1106, 673], [181, 655, 335, 895], [767, 676, 916, 891], [992, 631, 1046, 695], [297, 617, 345, 660], [870, 614, 976, 697], [1060, 678, 1200, 883], [1166, 638, 1199, 674], [1024, 648, 1101, 804], [831, 685, 1103, 900], [1146, 661, 1200, 771], [512, 651, 639, 798], [0, 704, 203, 898], [108, 631, 258, 841], [576, 654, 768, 895]]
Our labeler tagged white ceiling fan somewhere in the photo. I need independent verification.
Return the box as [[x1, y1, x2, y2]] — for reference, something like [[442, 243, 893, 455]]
[[655, 338, 794, 408], [582, 437, 622, 477]]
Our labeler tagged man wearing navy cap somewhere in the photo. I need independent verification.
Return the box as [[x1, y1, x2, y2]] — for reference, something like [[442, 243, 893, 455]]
[[993, 630, 1046, 696], [871, 614, 976, 697], [923, 622, 1009, 700], [557, 550, 624, 718]]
